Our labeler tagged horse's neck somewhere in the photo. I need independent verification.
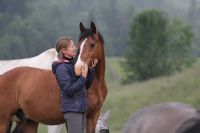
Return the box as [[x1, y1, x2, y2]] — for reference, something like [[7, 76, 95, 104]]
[[96, 58, 105, 81], [96, 45, 106, 81]]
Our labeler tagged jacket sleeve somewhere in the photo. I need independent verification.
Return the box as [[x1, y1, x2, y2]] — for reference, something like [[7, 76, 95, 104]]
[[55, 65, 87, 96], [86, 68, 95, 90]]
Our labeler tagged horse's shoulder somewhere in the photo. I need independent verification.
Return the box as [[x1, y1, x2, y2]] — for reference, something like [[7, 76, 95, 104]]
[[8, 67, 54, 82], [24, 66, 52, 74]]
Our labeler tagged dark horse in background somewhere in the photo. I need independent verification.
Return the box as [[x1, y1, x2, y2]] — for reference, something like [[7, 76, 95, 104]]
[[121, 102, 200, 133], [0, 22, 107, 133]]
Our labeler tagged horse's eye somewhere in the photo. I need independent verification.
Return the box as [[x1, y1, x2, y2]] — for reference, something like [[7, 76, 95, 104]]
[[90, 43, 95, 48]]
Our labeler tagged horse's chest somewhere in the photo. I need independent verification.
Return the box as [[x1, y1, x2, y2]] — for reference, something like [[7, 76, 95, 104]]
[[87, 80, 107, 111], [87, 90, 102, 110]]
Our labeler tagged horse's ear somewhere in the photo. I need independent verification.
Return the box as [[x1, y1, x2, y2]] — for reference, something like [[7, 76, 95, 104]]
[[91, 21, 96, 33], [80, 22, 85, 33]]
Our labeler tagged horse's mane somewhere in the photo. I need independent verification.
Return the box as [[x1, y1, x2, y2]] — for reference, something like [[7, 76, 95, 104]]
[[79, 28, 104, 44]]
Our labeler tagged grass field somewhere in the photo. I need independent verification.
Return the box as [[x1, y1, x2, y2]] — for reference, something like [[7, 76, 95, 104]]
[[36, 57, 200, 133]]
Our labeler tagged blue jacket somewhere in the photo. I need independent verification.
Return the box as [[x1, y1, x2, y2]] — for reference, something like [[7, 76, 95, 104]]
[[52, 61, 94, 113]]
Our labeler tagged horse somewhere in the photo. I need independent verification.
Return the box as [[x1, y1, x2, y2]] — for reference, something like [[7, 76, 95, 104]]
[[121, 102, 200, 133], [76, 22, 107, 132], [0, 21, 107, 133], [0, 48, 65, 133], [0, 48, 108, 133], [0, 43, 108, 133], [0, 48, 64, 132]]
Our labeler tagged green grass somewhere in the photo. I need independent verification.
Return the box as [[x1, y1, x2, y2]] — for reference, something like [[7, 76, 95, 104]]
[[35, 57, 200, 133], [103, 57, 200, 133]]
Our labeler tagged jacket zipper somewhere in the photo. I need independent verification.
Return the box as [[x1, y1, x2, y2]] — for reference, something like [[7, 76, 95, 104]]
[[75, 94, 79, 108]]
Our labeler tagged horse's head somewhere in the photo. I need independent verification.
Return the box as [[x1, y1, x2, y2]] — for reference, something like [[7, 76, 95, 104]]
[[75, 21, 104, 76]]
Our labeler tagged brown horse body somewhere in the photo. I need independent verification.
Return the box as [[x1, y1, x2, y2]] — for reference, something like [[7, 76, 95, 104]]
[[0, 22, 107, 133], [0, 67, 64, 123]]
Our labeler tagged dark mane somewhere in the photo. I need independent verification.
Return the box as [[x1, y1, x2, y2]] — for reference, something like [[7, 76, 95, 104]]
[[79, 28, 104, 44]]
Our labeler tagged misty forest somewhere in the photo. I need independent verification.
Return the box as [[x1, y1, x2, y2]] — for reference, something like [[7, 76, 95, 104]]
[[1, 0, 200, 58]]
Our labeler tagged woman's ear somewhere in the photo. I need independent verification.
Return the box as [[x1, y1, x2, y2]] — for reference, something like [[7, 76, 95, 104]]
[[59, 49, 63, 55], [60, 48, 66, 54]]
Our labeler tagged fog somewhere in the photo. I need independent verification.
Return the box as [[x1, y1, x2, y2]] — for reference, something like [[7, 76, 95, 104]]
[[0, 0, 200, 58]]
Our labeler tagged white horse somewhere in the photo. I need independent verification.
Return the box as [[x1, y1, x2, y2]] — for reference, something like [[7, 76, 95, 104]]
[[0, 48, 110, 133], [0, 48, 57, 74]]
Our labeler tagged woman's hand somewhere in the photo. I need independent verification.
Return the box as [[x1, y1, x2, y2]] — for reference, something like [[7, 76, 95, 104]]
[[90, 58, 98, 69], [81, 64, 88, 78]]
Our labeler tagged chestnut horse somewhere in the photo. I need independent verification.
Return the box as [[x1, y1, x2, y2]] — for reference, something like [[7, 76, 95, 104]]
[[0, 22, 107, 133], [0, 48, 107, 133]]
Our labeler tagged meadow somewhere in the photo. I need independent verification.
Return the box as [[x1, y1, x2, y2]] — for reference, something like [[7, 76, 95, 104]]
[[37, 57, 200, 133]]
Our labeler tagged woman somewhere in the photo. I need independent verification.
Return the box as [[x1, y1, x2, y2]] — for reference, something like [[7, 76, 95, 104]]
[[51, 37, 97, 133]]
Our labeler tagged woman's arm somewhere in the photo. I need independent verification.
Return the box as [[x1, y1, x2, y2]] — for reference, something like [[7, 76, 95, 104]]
[[55, 65, 87, 96]]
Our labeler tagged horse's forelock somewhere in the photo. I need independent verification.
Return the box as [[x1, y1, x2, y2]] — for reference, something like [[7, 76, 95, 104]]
[[79, 28, 104, 44], [79, 28, 94, 42]]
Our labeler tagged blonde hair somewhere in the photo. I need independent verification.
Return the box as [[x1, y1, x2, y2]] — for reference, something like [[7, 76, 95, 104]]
[[55, 37, 72, 60]]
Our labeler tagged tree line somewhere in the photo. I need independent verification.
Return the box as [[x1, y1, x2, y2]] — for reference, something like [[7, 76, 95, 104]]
[[0, 0, 134, 59], [0, 0, 198, 59], [0, 0, 198, 82]]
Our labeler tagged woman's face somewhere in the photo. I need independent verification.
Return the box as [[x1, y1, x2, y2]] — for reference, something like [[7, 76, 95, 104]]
[[62, 40, 77, 57]]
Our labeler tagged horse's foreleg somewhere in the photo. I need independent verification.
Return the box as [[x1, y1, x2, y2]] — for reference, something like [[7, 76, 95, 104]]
[[7, 121, 13, 133], [13, 120, 38, 133], [12, 121, 23, 133], [86, 110, 100, 133], [0, 114, 13, 133]]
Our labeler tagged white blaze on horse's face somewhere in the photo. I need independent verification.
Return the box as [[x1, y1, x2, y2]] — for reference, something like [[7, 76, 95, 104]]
[[75, 38, 87, 76]]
